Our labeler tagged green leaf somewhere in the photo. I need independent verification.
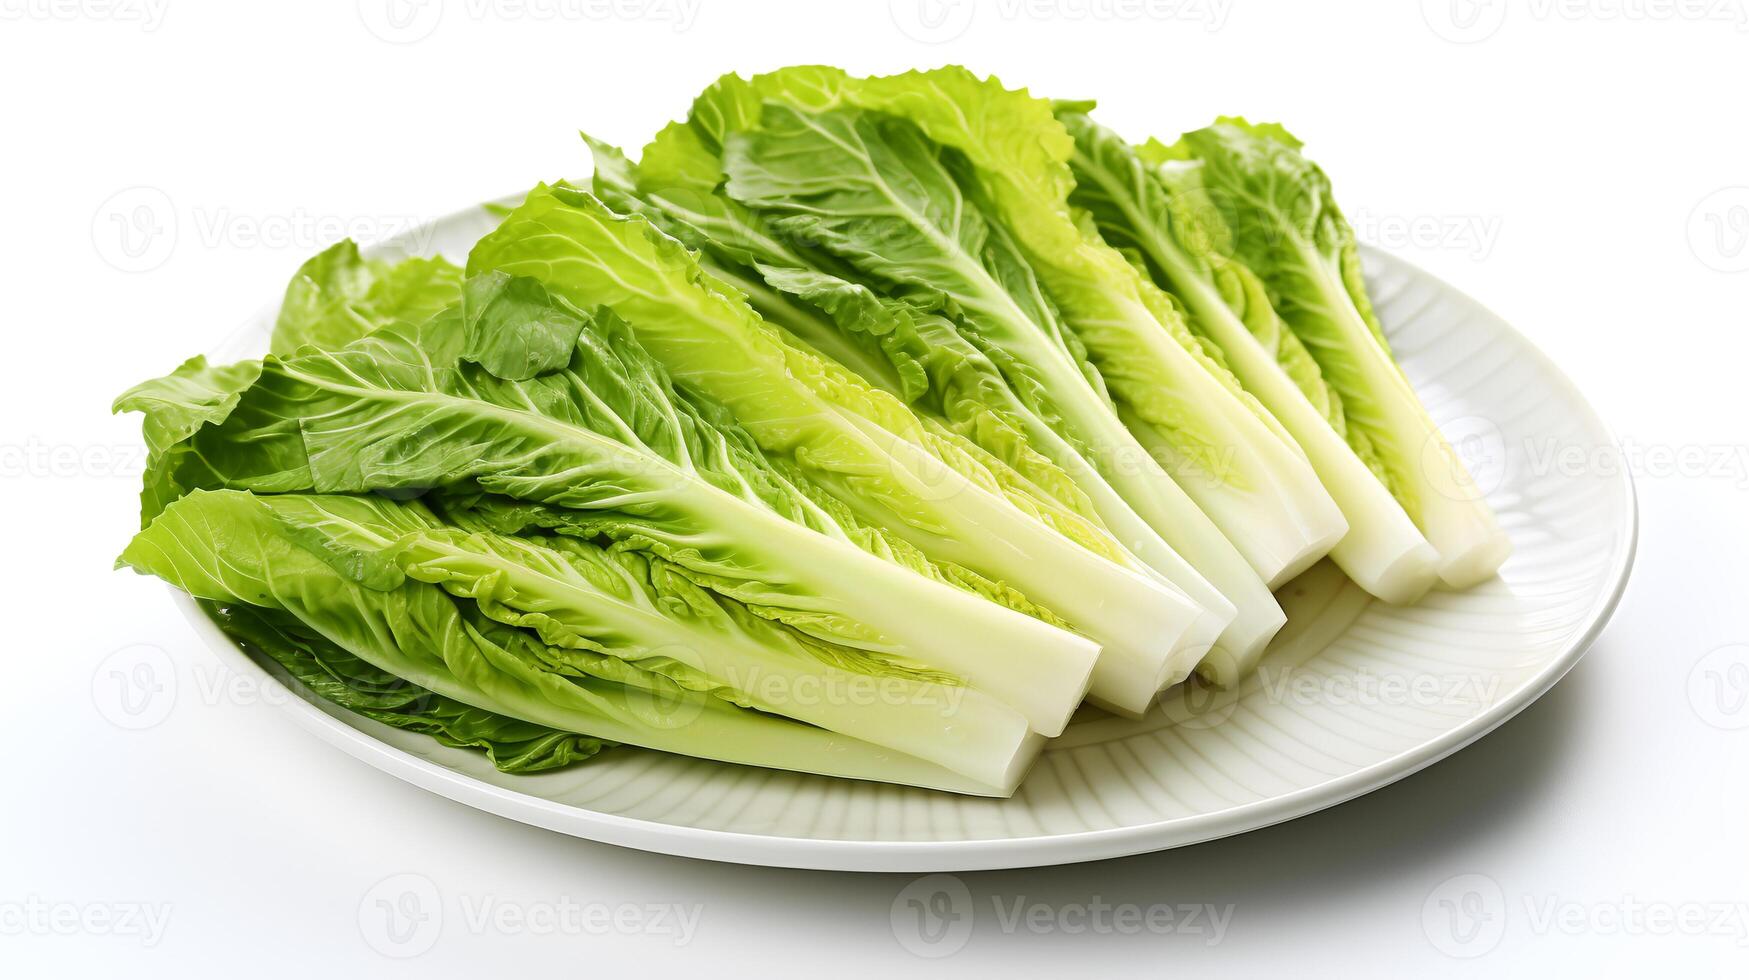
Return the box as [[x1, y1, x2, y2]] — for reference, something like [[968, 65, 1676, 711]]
[[120, 270, 1101, 737], [186, 491, 1025, 782], [112, 354, 263, 525], [710, 68, 1306, 676], [467, 182, 1210, 717], [1179, 120, 1509, 587], [123, 490, 1016, 794], [592, 125, 1117, 544], [209, 600, 610, 773], [1062, 107, 1443, 605], [271, 240, 462, 356], [460, 271, 586, 380]]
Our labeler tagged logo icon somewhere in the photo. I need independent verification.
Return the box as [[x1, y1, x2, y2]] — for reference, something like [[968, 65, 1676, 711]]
[[620, 653, 710, 731], [358, 0, 444, 43], [1163, 668, 1239, 730], [1422, 873, 1506, 958], [1687, 187, 1749, 273], [890, 873, 973, 958], [889, 0, 975, 44], [1426, 414, 1508, 501], [358, 873, 442, 957], [1421, 0, 1507, 43], [91, 186, 177, 273], [92, 644, 177, 730], [1689, 644, 1749, 730]]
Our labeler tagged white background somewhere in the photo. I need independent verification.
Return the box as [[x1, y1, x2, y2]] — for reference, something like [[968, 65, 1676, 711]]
[[3, 0, 1746, 975]]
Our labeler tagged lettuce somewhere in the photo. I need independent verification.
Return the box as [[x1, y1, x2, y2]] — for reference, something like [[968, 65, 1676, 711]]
[[584, 130, 1117, 563], [467, 183, 1217, 713], [271, 239, 462, 356], [113, 64, 1516, 793], [118, 272, 1102, 739], [208, 601, 611, 774], [1060, 107, 1445, 604], [581, 88, 1288, 690], [731, 69, 1348, 597], [582, 141, 1242, 699], [639, 68, 1312, 683], [124, 491, 1023, 795], [130, 491, 1035, 786], [1171, 120, 1510, 588], [715, 105, 1252, 668]]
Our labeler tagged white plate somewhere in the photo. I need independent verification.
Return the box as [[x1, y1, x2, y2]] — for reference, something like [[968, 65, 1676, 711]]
[[176, 202, 1636, 872]]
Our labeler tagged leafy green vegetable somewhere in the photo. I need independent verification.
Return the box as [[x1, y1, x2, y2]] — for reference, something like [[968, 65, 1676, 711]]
[[1174, 119, 1510, 588], [171, 491, 1031, 783], [713, 102, 1259, 684], [467, 182, 1214, 712], [666, 69, 1301, 683], [113, 354, 262, 525], [271, 240, 463, 356], [733, 68, 1347, 597], [585, 130, 1133, 593], [584, 96, 1266, 692], [1061, 107, 1444, 603], [113, 64, 1516, 794], [126, 491, 1020, 794], [122, 272, 1100, 738], [585, 137, 1242, 701], [209, 600, 611, 773]]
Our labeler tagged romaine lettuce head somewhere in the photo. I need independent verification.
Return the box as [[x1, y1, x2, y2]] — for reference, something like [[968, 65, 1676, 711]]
[[1060, 107, 1444, 604], [1175, 119, 1509, 588], [123, 490, 1027, 794], [116, 270, 1104, 737], [682, 66, 1324, 681], [741, 68, 1345, 590], [467, 182, 1216, 713]]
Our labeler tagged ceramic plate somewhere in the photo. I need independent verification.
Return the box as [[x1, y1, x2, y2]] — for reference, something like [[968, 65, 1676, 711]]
[[176, 202, 1635, 872]]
